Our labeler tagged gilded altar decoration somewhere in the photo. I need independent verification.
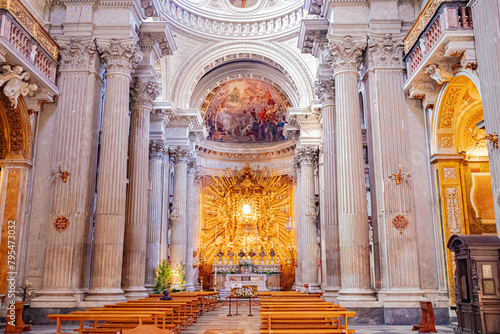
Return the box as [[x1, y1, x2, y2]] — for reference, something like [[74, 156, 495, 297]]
[[53, 216, 70, 232], [199, 163, 295, 265], [392, 215, 409, 234], [50, 164, 70, 184]]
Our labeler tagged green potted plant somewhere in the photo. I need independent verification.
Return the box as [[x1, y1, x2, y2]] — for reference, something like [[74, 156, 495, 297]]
[[154, 260, 173, 294]]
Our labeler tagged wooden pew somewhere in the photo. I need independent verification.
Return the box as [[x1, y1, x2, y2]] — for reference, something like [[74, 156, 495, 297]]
[[81, 308, 176, 332], [48, 313, 154, 334], [259, 310, 356, 334], [116, 301, 191, 329]]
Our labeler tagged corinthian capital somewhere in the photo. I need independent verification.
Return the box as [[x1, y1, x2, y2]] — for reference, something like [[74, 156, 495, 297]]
[[130, 78, 160, 109], [98, 38, 143, 75], [58, 37, 97, 71], [296, 146, 318, 165], [170, 147, 190, 165], [367, 33, 404, 69], [149, 139, 166, 160], [325, 35, 366, 74], [314, 79, 335, 106]]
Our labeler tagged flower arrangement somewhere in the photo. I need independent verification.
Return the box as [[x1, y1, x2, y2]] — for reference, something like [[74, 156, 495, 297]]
[[240, 258, 253, 267]]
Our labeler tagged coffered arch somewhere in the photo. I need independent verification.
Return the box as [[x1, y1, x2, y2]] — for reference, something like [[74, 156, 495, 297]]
[[171, 41, 315, 108]]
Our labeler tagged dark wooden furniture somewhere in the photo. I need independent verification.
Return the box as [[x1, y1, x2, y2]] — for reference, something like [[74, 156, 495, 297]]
[[448, 235, 500, 334], [412, 301, 436, 333]]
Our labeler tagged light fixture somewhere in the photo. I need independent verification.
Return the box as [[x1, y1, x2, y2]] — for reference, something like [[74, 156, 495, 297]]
[[388, 165, 411, 185], [242, 204, 252, 215]]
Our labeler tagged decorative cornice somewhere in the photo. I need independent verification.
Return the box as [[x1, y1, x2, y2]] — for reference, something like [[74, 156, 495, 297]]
[[196, 142, 296, 161], [367, 33, 404, 70], [314, 78, 334, 106], [130, 78, 160, 109], [325, 35, 366, 75], [98, 38, 143, 75]]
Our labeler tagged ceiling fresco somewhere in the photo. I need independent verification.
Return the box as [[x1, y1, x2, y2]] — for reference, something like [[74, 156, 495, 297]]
[[204, 79, 288, 143]]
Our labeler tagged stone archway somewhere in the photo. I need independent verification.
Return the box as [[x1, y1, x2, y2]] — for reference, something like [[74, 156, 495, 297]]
[[0, 91, 33, 297], [431, 74, 496, 304]]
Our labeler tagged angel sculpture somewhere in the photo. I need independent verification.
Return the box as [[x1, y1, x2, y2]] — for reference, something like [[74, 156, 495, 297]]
[[0, 65, 38, 108]]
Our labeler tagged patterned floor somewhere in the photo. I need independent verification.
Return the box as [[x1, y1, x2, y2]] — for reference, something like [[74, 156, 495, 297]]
[[0, 306, 455, 334]]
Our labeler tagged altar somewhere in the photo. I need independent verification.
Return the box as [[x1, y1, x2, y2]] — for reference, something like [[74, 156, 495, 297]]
[[224, 274, 267, 291]]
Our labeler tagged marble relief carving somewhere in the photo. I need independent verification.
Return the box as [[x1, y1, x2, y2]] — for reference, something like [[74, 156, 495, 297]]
[[443, 167, 456, 179], [314, 79, 334, 106], [0, 65, 38, 108], [439, 135, 453, 148], [59, 38, 97, 71]]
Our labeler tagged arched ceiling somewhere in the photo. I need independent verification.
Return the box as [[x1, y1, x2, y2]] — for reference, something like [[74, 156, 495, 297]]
[[160, 0, 307, 41]]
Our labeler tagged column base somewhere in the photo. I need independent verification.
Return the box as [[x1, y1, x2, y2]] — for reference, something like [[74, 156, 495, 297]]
[[83, 288, 126, 306], [30, 290, 77, 308], [321, 285, 340, 302], [185, 284, 195, 292], [378, 288, 427, 308], [123, 286, 148, 300], [338, 288, 377, 303], [144, 284, 155, 294]]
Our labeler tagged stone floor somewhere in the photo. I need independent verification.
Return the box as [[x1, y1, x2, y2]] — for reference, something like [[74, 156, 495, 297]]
[[0, 305, 456, 333]]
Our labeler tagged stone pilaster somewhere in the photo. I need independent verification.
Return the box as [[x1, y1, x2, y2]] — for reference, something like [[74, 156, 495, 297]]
[[185, 156, 197, 291], [86, 39, 143, 303], [170, 147, 189, 286], [367, 34, 423, 308], [469, 0, 500, 236], [314, 78, 340, 300], [325, 35, 375, 301], [292, 157, 302, 290], [296, 146, 319, 291], [192, 172, 202, 290], [145, 140, 165, 292], [33, 37, 101, 307]]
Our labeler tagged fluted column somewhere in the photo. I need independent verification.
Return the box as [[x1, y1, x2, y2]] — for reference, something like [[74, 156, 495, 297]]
[[170, 147, 189, 286], [325, 36, 374, 301], [292, 158, 302, 289], [33, 38, 101, 307], [314, 79, 340, 300], [160, 156, 172, 262], [185, 156, 197, 291], [86, 38, 143, 303], [297, 146, 320, 291], [192, 172, 202, 290], [469, 0, 500, 236], [122, 79, 160, 299], [366, 34, 423, 305], [145, 140, 165, 292]]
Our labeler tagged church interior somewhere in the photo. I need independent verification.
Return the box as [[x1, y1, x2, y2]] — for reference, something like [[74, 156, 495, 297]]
[[0, 0, 500, 333]]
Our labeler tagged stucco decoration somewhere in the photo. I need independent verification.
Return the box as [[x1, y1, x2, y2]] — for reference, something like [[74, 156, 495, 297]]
[[205, 79, 287, 143], [0, 65, 38, 108]]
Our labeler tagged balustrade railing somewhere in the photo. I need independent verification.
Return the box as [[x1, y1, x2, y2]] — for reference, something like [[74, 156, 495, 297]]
[[0, 0, 58, 85], [403, 1, 473, 77]]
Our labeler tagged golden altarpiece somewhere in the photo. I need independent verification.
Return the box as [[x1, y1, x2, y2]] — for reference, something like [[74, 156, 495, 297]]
[[195, 164, 296, 291]]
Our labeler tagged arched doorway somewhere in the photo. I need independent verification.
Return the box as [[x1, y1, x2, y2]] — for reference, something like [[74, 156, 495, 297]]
[[431, 74, 497, 303], [0, 91, 33, 297]]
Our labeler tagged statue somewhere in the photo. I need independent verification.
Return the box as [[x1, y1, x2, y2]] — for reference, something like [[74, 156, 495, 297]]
[[238, 249, 246, 259]]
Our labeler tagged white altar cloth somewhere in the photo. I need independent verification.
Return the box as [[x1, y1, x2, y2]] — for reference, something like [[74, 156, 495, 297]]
[[224, 274, 267, 291]]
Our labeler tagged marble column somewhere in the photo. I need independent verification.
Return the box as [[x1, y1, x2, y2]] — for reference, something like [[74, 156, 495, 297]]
[[366, 34, 423, 305], [170, 147, 189, 286], [325, 35, 374, 301], [296, 146, 319, 291], [292, 158, 302, 289], [469, 0, 500, 236], [145, 140, 165, 293], [33, 38, 101, 307], [314, 79, 341, 300], [185, 156, 197, 291], [122, 78, 160, 299], [86, 39, 143, 303], [160, 156, 171, 262]]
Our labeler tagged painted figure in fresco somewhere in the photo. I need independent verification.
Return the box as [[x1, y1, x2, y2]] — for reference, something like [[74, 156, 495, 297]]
[[204, 79, 288, 143]]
